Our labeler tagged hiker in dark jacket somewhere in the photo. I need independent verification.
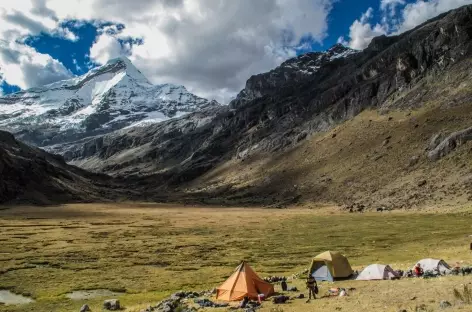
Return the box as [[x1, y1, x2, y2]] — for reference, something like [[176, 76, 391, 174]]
[[306, 275, 317, 302], [281, 278, 288, 291]]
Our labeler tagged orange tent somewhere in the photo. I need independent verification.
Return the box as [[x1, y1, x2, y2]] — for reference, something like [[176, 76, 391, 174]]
[[216, 261, 274, 301]]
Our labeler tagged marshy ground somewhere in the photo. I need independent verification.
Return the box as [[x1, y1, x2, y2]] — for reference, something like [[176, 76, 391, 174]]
[[0, 203, 471, 311]]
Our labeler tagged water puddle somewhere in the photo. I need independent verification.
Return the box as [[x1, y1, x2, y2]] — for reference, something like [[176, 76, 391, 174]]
[[66, 289, 125, 300], [0, 290, 34, 305]]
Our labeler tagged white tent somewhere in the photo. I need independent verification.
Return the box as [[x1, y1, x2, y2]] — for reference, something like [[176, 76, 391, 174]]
[[413, 259, 451, 273], [356, 264, 399, 281]]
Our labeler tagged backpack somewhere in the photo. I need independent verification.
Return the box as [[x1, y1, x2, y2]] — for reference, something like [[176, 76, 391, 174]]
[[314, 285, 319, 294]]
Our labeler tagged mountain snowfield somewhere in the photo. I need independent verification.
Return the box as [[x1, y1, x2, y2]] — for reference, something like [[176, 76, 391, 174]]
[[0, 56, 219, 147]]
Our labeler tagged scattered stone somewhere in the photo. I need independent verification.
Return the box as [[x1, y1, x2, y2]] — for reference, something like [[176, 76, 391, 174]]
[[417, 179, 427, 187], [382, 139, 390, 146], [194, 298, 228, 308], [388, 117, 393, 121], [439, 300, 452, 309], [296, 294, 305, 299], [373, 154, 383, 161], [398, 309, 407, 312], [409, 155, 420, 167], [332, 133, 337, 138], [103, 299, 120, 311], [263, 276, 286, 283], [80, 304, 91, 312]]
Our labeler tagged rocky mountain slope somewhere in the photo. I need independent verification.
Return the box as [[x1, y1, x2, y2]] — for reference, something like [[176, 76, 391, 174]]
[[0, 130, 129, 204], [0, 57, 219, 148]]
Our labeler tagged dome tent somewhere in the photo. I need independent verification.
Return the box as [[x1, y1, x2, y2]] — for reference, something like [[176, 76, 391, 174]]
[[308, 251, 353, 281], [412, 258, 451, 273], [216, 261, 274, 301], [356, 264, 400, 281]]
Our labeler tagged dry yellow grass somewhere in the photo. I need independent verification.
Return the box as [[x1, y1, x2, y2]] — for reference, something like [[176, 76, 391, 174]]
[[0, 203, 471, 312]]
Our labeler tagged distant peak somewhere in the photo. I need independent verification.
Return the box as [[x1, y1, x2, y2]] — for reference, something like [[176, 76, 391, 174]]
[[106, 56, 132, 65], [327, 43, 350, 53], [102, 56, 151, 84]]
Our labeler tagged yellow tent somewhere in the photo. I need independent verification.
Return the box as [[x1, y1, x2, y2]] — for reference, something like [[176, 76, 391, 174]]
[[308, 251, 353, 281], [216, 261, 274, 301]]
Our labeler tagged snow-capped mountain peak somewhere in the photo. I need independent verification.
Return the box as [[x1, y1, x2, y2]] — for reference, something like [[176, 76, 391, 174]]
[[0, 57, 220, 147]]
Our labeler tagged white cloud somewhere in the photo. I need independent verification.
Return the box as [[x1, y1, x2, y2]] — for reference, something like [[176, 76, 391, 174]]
[[0, 40, 72, 89], [344, 0, 472, 50], [53, 27, 79, 41], [89, 33, 123, 65], [72, 58, 82, 72], [398, 0, 472, 32], [345, 8, 388, 50], [0, 0, 334, 103], [0, 2, 82, 89], [380, 0, 406, 16]]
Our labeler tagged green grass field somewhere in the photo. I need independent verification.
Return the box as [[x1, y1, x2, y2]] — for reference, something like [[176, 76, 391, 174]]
[[0, 203, 471, 311]]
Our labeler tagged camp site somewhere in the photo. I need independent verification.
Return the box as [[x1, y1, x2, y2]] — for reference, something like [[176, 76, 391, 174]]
[[1, 204, 472, 312]]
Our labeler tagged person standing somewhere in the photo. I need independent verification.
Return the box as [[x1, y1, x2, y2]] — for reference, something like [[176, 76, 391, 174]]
[[306, 275, 317, 302], [281, 278, 288, 292]]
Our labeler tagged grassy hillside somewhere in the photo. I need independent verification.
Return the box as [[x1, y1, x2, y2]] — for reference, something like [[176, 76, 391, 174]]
[[188, 60, 472, 210]]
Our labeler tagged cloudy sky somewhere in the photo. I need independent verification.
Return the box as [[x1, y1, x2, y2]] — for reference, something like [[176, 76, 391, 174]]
[[0, 0, 471, 103]]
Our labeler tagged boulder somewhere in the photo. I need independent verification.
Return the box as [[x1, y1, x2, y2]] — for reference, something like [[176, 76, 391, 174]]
[[103, 299, 120, 310], [428, 127, 472, 161], [80, 304, 91, 312], [439, 300, 452, 309], [417, 179, 427, 187], [408, 155, 420, 167]]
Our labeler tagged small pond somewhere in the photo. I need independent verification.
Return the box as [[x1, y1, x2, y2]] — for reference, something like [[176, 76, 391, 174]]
[[66, 289, 125, 300], [0, 290, 34, 305]]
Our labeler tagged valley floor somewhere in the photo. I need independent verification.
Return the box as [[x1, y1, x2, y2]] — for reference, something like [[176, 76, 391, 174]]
[[0, 204, 471, 312]]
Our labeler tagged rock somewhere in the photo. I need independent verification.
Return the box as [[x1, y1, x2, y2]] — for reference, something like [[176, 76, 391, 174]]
[[409, 155, 420, 167], [429, 132, 445, 150], [439, 300, 452, 309], [428, 127, 472, 161], [417, 179, 427, 187], [80, 304, 91, 312], [103, 299, 120, 311]]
